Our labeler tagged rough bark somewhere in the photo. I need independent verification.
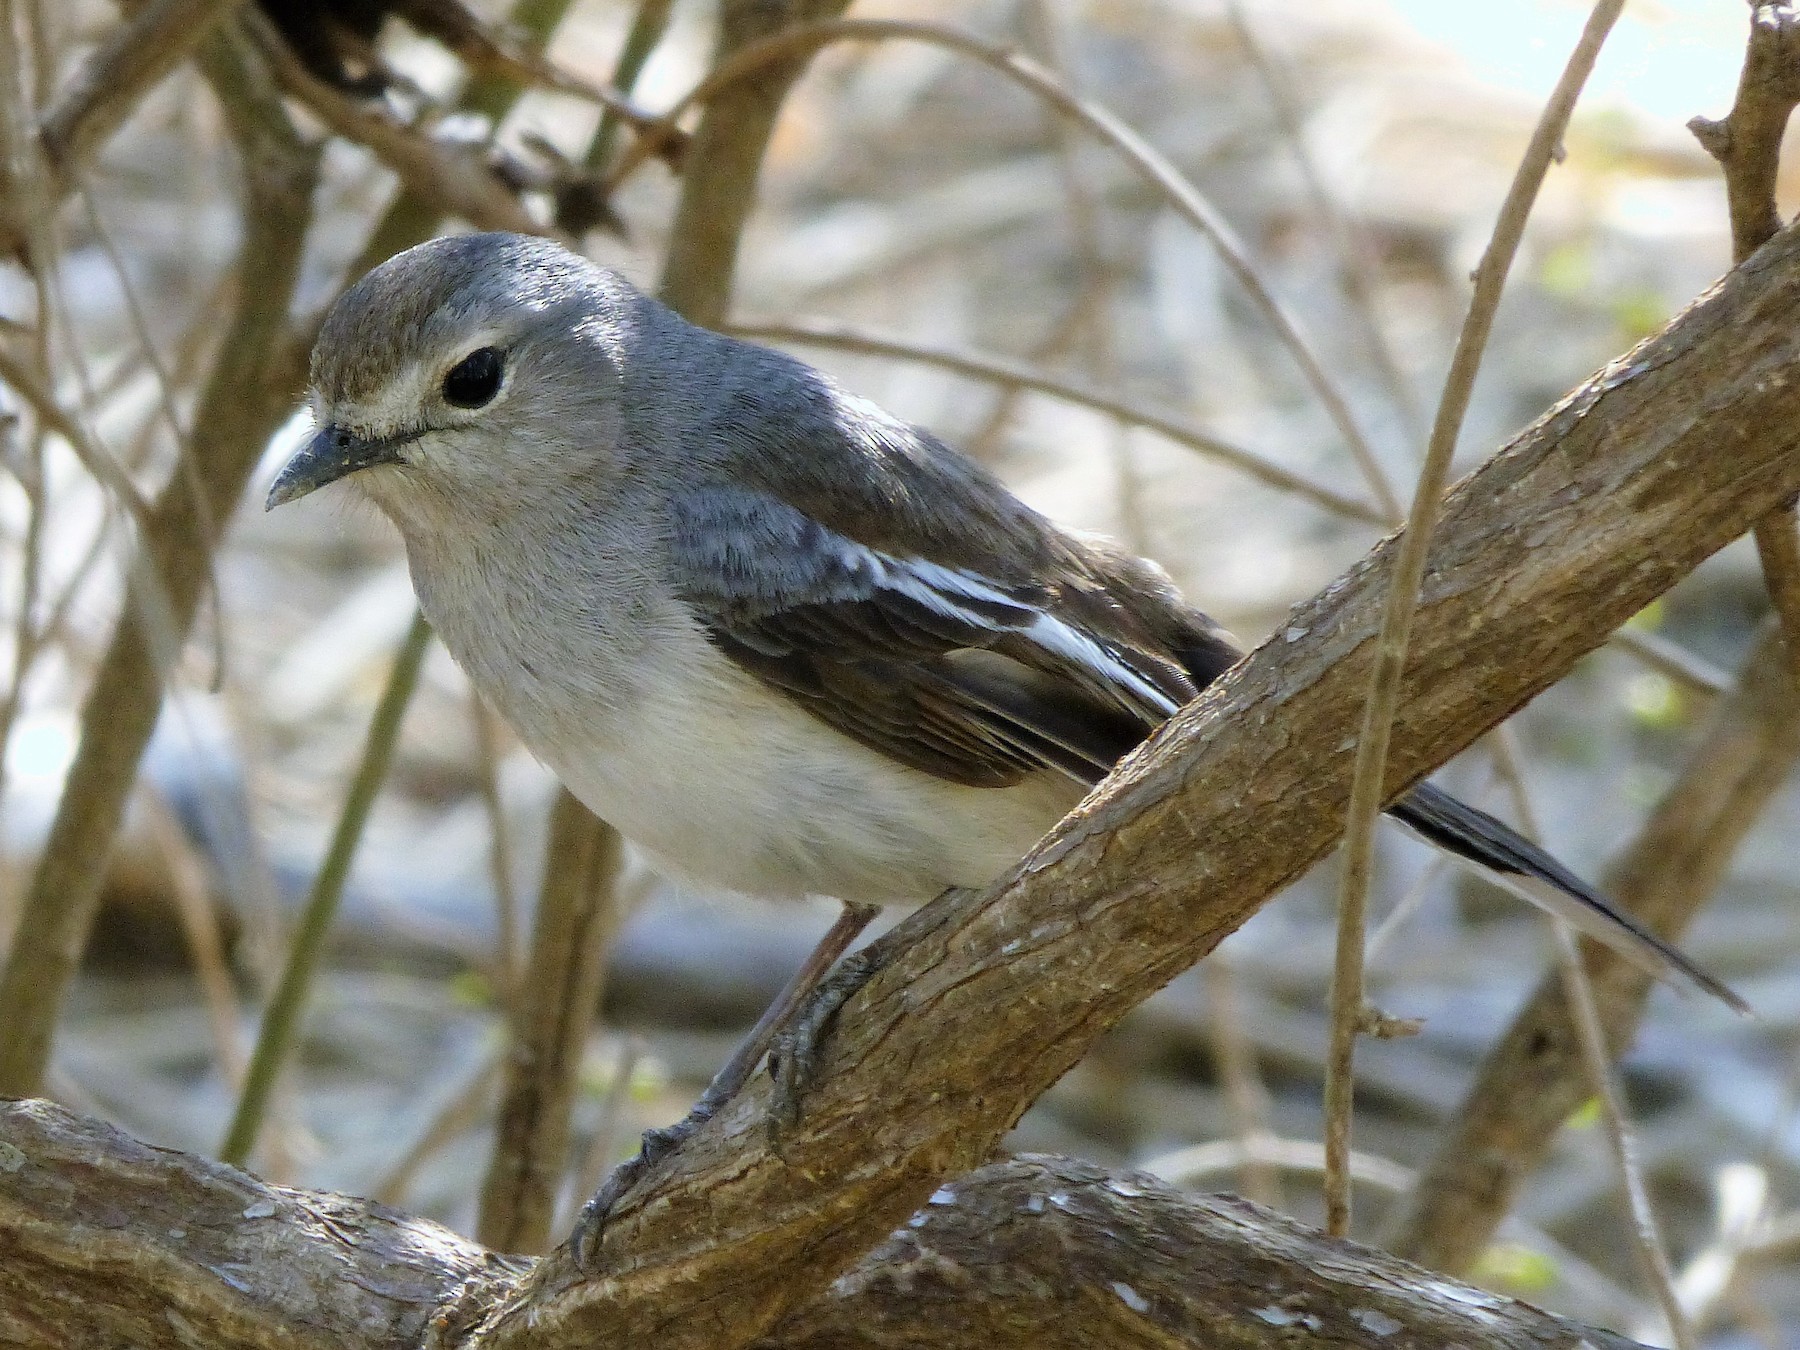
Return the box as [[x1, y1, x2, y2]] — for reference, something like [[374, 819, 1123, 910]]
[[0, 1099, 1650, 1350], [9, 48, 1800, 1350]]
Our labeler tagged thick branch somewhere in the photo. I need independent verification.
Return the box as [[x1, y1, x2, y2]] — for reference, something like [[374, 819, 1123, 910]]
[[0, 1099, 510, 1348], [0, 1100, 1650, 1350], [758, 1156, 1649, 1350], [480, 218, 1800, 1349]]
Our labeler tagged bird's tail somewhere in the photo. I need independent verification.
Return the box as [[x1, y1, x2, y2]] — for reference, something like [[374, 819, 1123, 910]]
[[1388, 782, 1748, 1016]]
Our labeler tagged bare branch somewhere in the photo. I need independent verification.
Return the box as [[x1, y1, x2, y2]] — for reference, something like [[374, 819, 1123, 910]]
[[1322, 0, 1625, 1234], [726, 319, 1387, 524], [1551, 923, 1694, 1349], [243, 8, 543, 237], [220, 614, 434, 1167], [1688, 3, 1800, 259], [655, 0, 853, 327], [1690, 4, 1800, 686], [36, 0, 246, 189], [0, 1100, 1655, 1350], [638, 17, 1397, 514], [0, 20, 318, 1097], [1609, 626, 1732, 700], [476, 794, 624, 1254]]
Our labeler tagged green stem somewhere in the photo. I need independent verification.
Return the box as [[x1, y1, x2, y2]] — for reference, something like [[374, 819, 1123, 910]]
[[219, 612, 432, 1166], [586, 0, 676, 171]]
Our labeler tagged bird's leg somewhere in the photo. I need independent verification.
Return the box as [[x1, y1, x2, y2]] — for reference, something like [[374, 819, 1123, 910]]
[[766, 885, 978, 1136], [690, 899, 880, 1122], [573, 900, 878, 1266]]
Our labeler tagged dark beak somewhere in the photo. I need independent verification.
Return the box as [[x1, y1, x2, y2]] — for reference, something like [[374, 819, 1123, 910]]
[[266, 424, 408, 509]]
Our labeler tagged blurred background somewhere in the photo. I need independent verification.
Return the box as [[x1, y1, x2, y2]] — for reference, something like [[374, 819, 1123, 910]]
[[0, 1, 1796, 1345]]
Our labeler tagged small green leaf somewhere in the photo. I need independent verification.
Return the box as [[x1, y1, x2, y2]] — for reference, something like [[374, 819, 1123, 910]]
[[1474, 1243, 1558, 1293]]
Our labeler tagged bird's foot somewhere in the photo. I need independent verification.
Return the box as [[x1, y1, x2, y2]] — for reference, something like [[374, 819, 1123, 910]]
[[766, 944, 883, 1138], [572, 1115, 700, 1269], [570, 901, 882, 1268], [764, 885, 979, 1137]]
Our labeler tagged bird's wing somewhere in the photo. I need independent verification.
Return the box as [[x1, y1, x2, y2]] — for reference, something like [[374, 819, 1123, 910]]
[[668, 484, 1211, 787], [666, 356, 1744, 1011]]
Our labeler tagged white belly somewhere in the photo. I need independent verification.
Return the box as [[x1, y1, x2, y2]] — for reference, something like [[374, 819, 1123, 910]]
[[543, 644, 1079, 903], [429, 584, 1080, 903]]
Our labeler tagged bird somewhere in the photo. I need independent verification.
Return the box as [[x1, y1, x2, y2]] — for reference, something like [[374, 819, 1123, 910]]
[[267, 231, 1743, 1016]]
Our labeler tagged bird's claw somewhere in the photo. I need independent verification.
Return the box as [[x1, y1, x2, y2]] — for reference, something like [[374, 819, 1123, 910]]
[[766, 945, 882, 1139], [571, 1115, 702, 1269]]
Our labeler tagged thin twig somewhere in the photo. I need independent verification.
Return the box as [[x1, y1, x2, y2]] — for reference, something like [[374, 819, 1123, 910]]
[[1224, 0, 1426, 449], [1609, 625, 1732, 700], [142, 788, 246, 1090], [557, 1037, 643, 1234], [1487, 729, 1693, 1349], [219, 613, 433, 1166], [1389, 620, 1800, 1272], [654, 0, 853, 328], [727, 320, 1385, 524], [1199, 956, 1283, 1209], [75, 186, 225, 679], [0, 22, 318, 1098], [36, 0, 246, 180], [445, 0, 675, 140], [1690, 3, 1800, 688], [583, 0, 676, 172], [1554, 923, 1697, 1350], [1146, 1134, 1414, 1196], [963, 289, 1101, 461], [1320, 0, 1626, 1236], [0, 342, 152, 522], [1671, 1163, 1770, 1333], [244, 8, 543, 238], [632, 14, 1395, 516], [374, 1047, 504, 1207], [327, 0, 588, 347], [1019, 0, 1144, 547]]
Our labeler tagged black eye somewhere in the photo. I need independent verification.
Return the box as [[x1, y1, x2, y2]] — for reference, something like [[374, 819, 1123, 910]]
[[442, 347, 504, 408]]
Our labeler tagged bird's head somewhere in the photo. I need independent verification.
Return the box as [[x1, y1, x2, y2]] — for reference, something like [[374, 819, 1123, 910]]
[[268, 232, 636, 524]]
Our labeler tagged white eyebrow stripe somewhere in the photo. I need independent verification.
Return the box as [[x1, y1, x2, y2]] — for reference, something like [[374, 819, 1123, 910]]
[[873, 551, 1181, 718]]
